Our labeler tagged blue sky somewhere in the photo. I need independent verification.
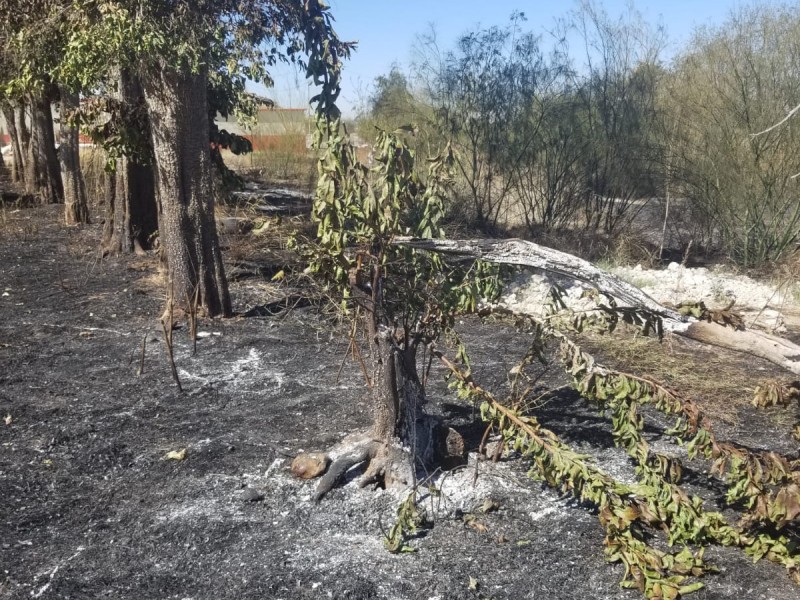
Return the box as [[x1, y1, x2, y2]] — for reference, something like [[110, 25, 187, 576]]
[[262, 0, 755, 116]]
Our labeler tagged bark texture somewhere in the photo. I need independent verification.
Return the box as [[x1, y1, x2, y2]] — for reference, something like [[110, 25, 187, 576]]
[[101, 158, 157, 255], [25, 94, 62, 204], [1, 101, 27, 183], [101, 73, 157, 255], [395, 237, 800, 375], [143, 66, 231, 317], [58, 88, 90, 225], [313, 284, 443, 501]]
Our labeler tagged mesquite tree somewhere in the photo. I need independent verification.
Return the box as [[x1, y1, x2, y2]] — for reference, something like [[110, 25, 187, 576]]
[[309, 116, 800, 597]]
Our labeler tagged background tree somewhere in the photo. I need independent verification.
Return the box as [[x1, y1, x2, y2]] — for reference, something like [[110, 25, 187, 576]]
[[59, 0, 350, 316], [667, 4, 800, 266], [1, 1, 85, 214], [564, 0, 666, 234], [356, 66, 433, 149], [415, 13, 553, 233]]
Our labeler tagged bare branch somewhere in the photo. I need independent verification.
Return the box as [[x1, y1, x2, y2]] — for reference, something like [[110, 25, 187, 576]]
[[750, 102, 800, 137]]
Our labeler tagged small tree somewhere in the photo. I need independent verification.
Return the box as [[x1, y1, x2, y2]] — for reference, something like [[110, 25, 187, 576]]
[[415, 14, 552, 232], [306, 122, 499, 498]]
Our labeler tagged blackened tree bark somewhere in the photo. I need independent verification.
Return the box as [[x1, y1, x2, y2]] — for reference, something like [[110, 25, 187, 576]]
[[1, 101, 26, 183], [25, 93, 63, 204], [101, 156, 157, 255], [313, 274, 443, 502], [143, 66, 231, 317], [58, 88, 90, 224], [101, 72, 157, 256]]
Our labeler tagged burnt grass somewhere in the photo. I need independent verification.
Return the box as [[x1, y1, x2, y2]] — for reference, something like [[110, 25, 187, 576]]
[[1, 203, 799, 600]]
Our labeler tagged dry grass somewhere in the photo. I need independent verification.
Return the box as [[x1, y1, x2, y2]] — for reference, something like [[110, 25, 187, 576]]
[[221, 146, 316, 191], [572, 324, 794, 428], [0, 202, 41, 242], [79, 147, 108, 205]]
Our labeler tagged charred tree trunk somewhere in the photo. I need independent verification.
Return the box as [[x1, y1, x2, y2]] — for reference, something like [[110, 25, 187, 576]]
[[143, 66, 231, 317], [1, 101, 26, 184], [58, 88, 90, 225], [313, 281, 448, 501], [25, 93, 62, 204], [101, 73, 157, 256], [14, 103, 30, 183]]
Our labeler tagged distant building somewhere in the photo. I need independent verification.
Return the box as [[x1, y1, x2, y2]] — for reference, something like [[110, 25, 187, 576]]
[[216, 104, 311, 154], [1, 101, 313, 155]]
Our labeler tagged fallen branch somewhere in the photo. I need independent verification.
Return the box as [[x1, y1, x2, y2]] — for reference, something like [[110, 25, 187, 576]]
[[395, 237, 800, 375]]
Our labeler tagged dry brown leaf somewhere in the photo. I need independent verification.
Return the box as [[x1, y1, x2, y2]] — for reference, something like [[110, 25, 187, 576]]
[[466, 519, 488, 533]]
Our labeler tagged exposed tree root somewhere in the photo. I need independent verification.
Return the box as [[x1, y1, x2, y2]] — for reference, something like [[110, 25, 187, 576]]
[[313, 433, 412, 502], [311, 418, 464, 502]]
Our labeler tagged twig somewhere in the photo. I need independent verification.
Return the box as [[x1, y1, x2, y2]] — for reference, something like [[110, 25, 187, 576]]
[[137, 333, 147, 376], [189, 285, 200, 356], [161, 283, 183, 392]]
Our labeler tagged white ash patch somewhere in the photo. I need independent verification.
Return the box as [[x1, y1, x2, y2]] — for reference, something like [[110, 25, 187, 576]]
[[434, 455, 534, 515], [175, 347, 286, 391], [501, 263, 798, 333]]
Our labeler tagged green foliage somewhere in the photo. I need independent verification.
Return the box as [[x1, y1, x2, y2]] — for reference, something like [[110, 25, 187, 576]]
[[667, 3, 800, 266], [436, 292, 800, 597], [305, 121, 500, 339], [405, 6, 666, 235], [71, 94, 151, 172], [383, 491, 430, 553], [416, 12, 556, 232]]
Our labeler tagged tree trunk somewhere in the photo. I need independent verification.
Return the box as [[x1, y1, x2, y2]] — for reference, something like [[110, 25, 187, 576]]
[[25, 94, 63, 204], [395, 237, 800, 375], [14, 104, 30, 183], [1, 101, 25, 183], [313, 283, 448, 501], [101, 157, 157, 255], [101, 72, 157, 255], [143, 66, 231, 317], [58, 88, 90, 225]]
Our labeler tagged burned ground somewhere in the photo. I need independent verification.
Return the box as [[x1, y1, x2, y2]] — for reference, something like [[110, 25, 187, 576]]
[[1, 203, 798, 599]]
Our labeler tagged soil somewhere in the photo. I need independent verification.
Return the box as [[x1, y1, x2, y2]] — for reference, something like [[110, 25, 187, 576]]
[[1, 202, 799, 600]]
